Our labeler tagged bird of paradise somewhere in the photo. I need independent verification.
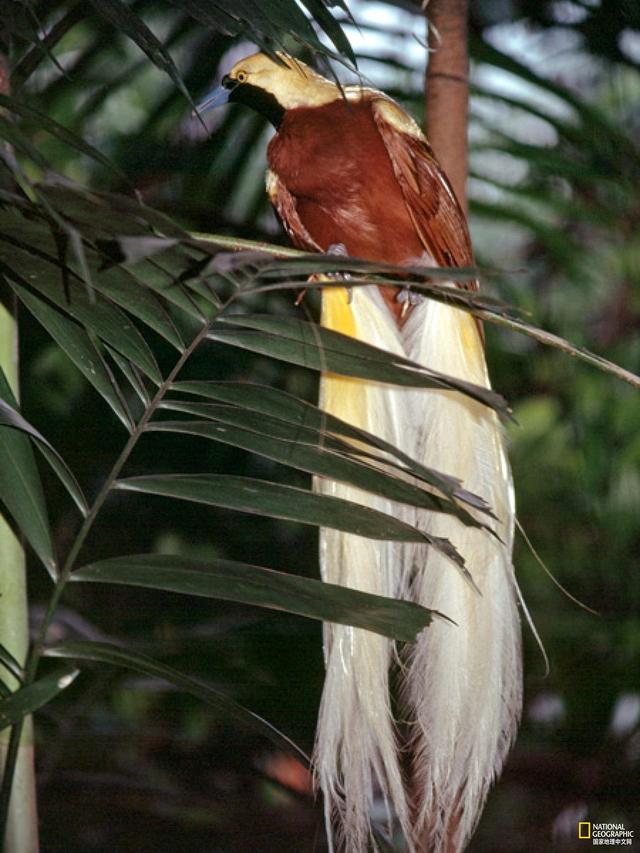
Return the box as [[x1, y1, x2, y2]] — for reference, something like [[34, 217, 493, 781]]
[[199, 52, 522, 853]]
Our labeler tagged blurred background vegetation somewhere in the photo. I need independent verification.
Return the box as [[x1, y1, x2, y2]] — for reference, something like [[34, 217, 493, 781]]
[[0, 0, 639, 850]]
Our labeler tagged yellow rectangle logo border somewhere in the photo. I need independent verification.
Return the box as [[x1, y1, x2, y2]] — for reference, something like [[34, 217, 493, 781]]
[[578, 822, 591, 839]]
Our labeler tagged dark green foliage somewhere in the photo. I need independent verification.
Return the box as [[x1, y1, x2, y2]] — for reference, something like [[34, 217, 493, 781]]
[[0, 367, 56, 574], [72, 554, 441, 640]]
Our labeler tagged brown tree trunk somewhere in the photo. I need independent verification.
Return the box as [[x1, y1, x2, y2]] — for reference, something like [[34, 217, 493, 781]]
[[425, 0, 469, 214]]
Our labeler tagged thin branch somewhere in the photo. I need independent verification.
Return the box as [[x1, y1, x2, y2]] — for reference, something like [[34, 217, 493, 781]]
[[472, 308, 640, 391], [191, 232, 640, 391]]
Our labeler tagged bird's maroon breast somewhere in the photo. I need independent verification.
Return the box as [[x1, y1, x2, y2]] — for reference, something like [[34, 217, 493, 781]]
[[267, 98, 424, 265]]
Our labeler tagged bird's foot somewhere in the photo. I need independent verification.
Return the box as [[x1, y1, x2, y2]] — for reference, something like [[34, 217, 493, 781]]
[[324, 244, 351, 280], [325, 243, 353, 300], [396, 285, 423, 317], [300, 243, 352, 305]]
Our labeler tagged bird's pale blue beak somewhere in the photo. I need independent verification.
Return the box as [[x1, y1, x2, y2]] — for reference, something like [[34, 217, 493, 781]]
[[195, 76, 236, 114]]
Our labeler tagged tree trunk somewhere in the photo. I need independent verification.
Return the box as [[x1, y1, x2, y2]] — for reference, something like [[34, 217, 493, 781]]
[[425, 0, 469, 213]]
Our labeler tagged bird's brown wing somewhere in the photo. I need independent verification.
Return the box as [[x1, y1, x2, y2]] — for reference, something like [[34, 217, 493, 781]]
[[266, 169, 323, 253], [371, 98, 477, 291]]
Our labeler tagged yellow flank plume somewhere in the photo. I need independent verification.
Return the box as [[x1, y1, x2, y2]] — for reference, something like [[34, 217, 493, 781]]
[[321, 286, 356, 338], [319, 287, 368, 428]]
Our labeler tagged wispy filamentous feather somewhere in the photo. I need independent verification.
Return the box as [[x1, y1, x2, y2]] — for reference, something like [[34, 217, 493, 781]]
[[314, 286, 521, 852], [400, 299, 522, 851], [316, 285, 412, 851]]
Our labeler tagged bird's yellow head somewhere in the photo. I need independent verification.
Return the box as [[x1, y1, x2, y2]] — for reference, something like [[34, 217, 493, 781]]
[[197, 52, 339, 127]]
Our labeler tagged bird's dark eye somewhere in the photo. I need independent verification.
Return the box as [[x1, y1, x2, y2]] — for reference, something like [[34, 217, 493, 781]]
[[236, 70, 248, 83]]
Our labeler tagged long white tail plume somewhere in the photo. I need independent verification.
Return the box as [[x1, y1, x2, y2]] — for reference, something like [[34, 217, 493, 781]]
[[401, 300, 522, 851], [315, 286, 522, 852], [315, 286, 412, 851]]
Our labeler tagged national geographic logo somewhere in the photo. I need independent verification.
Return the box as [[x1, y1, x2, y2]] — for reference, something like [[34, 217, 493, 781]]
[[578, 822, 635, 846]]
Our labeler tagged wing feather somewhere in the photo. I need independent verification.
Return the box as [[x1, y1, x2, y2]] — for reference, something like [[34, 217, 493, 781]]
[[371, 98, 477, 290], [266, 169, 322, 252]]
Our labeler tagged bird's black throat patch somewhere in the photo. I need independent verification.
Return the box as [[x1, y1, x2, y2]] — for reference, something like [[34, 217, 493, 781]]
[[224, 77, 284, 128]]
